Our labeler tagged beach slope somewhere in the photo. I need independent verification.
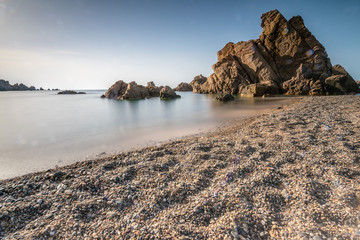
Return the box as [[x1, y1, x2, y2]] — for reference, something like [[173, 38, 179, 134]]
[[0, 95, 359, 239]]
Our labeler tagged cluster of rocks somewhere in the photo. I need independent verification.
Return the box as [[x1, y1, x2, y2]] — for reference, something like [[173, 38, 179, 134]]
[[57, 90, 86, 95], [102, 81, 180, 100], [0, 95, 359, 239], [0, 79, 36, 91], [183, 10, 359, 96]]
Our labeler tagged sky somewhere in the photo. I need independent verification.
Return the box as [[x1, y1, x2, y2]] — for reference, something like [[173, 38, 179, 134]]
[[0, 0, 359, 90]]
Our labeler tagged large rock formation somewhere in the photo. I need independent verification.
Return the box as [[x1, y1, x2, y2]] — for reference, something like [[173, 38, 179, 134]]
[[195, 10, 358, 96], [103, 81, 180, 100], [0, 79, 36, 91]]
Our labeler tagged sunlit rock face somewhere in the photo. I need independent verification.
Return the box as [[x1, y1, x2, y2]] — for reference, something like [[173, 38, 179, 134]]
[[197, 9, 358, 96]]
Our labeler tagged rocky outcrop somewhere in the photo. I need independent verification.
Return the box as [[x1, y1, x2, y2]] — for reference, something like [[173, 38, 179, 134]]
[[174, 82, 193, 92], [160, 86, 181, 100], [190, 75, 207, 93], [0, 79, 36, 91], [57, 90, 86, 94], [103, 81, 180, 100], [103, 80, 128, 99], [194, 10, 358, 96]]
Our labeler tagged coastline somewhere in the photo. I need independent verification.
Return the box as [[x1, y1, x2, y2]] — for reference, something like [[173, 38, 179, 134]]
[[1, 95, 359, 239]]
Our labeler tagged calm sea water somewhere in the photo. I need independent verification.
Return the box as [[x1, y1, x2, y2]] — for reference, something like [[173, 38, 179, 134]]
[[0, 90, 289, 179]]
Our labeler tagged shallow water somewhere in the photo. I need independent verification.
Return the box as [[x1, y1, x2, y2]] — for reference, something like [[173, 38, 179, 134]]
[[0, 90, 289, 179]]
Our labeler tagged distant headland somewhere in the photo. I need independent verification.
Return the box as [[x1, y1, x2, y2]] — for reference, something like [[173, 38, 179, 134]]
[[0, 79, 36, 91], [0, 79, 59, 91]]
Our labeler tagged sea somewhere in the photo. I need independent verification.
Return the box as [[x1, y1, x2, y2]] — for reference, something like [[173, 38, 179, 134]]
[[0, 90, 289, 179]]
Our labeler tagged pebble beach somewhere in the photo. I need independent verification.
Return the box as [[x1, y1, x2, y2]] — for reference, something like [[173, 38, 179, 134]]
[[1, 95, 359, 239]]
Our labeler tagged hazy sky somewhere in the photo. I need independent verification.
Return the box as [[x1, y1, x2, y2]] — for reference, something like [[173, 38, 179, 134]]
[[0, 0, 359, 89]]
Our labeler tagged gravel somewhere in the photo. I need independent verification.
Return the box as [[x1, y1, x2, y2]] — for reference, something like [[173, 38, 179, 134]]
[[0, 95, 359, 239]]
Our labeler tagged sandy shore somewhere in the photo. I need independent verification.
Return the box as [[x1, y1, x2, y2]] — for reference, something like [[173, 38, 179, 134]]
[[1, 95, 359, 239]]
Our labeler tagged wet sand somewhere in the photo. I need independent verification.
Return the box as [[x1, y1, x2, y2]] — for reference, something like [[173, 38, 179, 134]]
[[0, 95, 359, 239]]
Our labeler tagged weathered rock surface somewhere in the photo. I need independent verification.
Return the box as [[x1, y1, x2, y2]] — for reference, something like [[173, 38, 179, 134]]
[[104, 80, 128, 99], [195, 10, 358, 96], [57, 90, 86, 95], [0, 79, 36, 91], [174, 82, 193, 92], [103, 81, 179, 100], [146, 81, 163, 97], [121, 81, 150, 100], [160, 86, 181, 100], [190, 75, 207, 93]]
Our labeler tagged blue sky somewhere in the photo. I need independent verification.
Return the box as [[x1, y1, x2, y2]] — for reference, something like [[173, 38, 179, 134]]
[[0, 0, 359, 89]]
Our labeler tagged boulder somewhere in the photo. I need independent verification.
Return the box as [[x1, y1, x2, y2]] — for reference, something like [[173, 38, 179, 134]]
[[146, 81, 162, 97], [121, 81, 150, 100], [215, 94, 234, 101], [160, 86, 181, 100], [327, 65, 359, 93], [190, 75, 207, 93], [193, 9, 356, 96], [282, 64, 324, 95], [104, 80, 128, 99], [174, 82, 193, 92], [324, 74, 359, 94]]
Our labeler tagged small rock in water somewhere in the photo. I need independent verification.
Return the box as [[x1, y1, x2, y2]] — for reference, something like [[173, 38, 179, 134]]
[[215, 94, 234, 102], [37, 199, 43, 204]]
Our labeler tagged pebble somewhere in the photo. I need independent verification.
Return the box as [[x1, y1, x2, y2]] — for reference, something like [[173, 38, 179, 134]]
[[106, 211, 117, 218]]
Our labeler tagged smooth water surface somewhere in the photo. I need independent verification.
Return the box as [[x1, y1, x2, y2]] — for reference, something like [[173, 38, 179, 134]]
[[0, 90, 289, 179]]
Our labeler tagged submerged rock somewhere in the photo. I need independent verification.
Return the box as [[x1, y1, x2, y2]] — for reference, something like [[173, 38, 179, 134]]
[[57, 90, 86, 94], [215, 94, 235, 101], [194, 10, 358, 96]]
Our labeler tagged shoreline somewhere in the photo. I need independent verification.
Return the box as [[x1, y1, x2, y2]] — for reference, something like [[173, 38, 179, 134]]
[[1, 95, 359, 239], [0, 95, 296, 180]]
